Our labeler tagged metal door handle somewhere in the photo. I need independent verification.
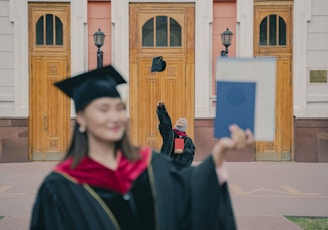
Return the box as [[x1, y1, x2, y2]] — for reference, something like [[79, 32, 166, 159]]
[[44, 113, 47, 130]]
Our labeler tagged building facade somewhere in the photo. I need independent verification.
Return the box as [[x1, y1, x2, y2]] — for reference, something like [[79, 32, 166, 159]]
[[0, 0, 327, 163]]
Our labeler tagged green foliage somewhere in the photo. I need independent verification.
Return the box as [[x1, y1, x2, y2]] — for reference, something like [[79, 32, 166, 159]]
[[285, 216, 328, 230]]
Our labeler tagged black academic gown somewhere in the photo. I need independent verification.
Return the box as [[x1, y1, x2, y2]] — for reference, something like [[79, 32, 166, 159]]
[[30, 152, 236, 230], [156, 105, 195, 165]]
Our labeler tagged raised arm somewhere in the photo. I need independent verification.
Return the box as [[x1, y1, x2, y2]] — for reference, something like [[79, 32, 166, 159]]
[[156, 101, 173, 137]]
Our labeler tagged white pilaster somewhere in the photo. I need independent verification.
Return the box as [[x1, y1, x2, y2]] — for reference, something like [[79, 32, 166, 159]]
[[293, 0, 311, 117], [111, 0, 129, 80], [70, 0, 87, 75], [110, 0, 129, 114], [236, 0, 253, 57], [9, 0, 28, 116], [194, 0, 212, 117], [69, 0, 87, 116]]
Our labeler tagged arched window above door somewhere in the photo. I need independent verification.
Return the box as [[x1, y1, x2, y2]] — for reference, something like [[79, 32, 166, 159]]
[[259, 14, 286, 46], [36, 14, 63, 46], [142, 15, 182, 47]]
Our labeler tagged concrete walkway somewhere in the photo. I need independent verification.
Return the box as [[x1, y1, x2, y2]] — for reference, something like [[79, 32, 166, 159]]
[[0, 161, 327, 229]]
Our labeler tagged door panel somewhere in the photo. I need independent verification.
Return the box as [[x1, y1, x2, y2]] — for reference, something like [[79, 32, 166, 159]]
[[28, 3, 70, 160], [129, 3, 195, 151], [254, 1, 293, 161], [30, 57, 70, 160], [136, 58, 186, 150]]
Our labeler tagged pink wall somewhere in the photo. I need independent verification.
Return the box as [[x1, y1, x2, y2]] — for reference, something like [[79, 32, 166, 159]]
[[212, 2, 237, 98], [88, 2, 112, 70]]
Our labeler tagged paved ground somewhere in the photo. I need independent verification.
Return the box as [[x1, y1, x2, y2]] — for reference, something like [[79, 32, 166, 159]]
[[0, 161, 327, 229]]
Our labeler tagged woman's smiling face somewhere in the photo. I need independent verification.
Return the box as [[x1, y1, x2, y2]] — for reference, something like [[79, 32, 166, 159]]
[[77, 97, 127, 143]]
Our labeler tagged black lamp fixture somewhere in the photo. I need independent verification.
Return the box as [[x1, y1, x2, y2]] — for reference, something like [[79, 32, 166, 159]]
[[220, 28, 233, 57], [93, 28, 105, 68]]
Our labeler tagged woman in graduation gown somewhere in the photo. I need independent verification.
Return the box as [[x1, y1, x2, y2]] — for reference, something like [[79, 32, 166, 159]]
[[30, 65, 254, 230]]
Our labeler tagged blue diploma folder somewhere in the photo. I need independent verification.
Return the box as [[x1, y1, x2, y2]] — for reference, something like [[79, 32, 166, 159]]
[[214, 81, 256, 138]]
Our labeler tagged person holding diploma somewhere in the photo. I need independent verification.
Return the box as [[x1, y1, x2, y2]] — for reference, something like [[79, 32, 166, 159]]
[[156, 101, 195, 166], [30, 65, 254, 230]]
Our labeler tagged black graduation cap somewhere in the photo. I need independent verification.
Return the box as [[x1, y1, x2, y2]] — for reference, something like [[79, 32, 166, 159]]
[[151, 56, 166, 72], [54, 65, 127, 111]]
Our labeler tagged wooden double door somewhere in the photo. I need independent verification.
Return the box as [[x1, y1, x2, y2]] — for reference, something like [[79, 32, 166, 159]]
[[254, 1, 293, 161], [129, 3, 195, 151], [28, 3, 71, 161]]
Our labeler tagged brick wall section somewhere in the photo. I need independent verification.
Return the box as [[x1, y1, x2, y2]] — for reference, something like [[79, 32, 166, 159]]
[[294, 118, 328, 163], [194, 118, 255, 162], [1, 117, 327, 163], [0, 118, 28, 163], [0, 118, 76, 163]]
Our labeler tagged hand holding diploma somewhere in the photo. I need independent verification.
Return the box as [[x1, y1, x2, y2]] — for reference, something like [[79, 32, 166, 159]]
[[212, 124, 254, 167]]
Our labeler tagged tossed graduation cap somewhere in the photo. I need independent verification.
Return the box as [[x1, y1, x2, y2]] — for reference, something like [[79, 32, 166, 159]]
[[151, 56, 166, 72], [54, 65, 127, 111]]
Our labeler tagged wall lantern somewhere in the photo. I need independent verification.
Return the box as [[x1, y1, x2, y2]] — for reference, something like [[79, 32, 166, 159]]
[[220, 28, 233, 57], [93, 28, 105, 68]]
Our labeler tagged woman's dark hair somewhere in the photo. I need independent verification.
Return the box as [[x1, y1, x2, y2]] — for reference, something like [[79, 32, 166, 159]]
[[64, 122, 141, 168]]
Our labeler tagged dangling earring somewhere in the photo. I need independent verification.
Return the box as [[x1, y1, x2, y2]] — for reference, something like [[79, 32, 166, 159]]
[[79, 126, 86, 133]]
